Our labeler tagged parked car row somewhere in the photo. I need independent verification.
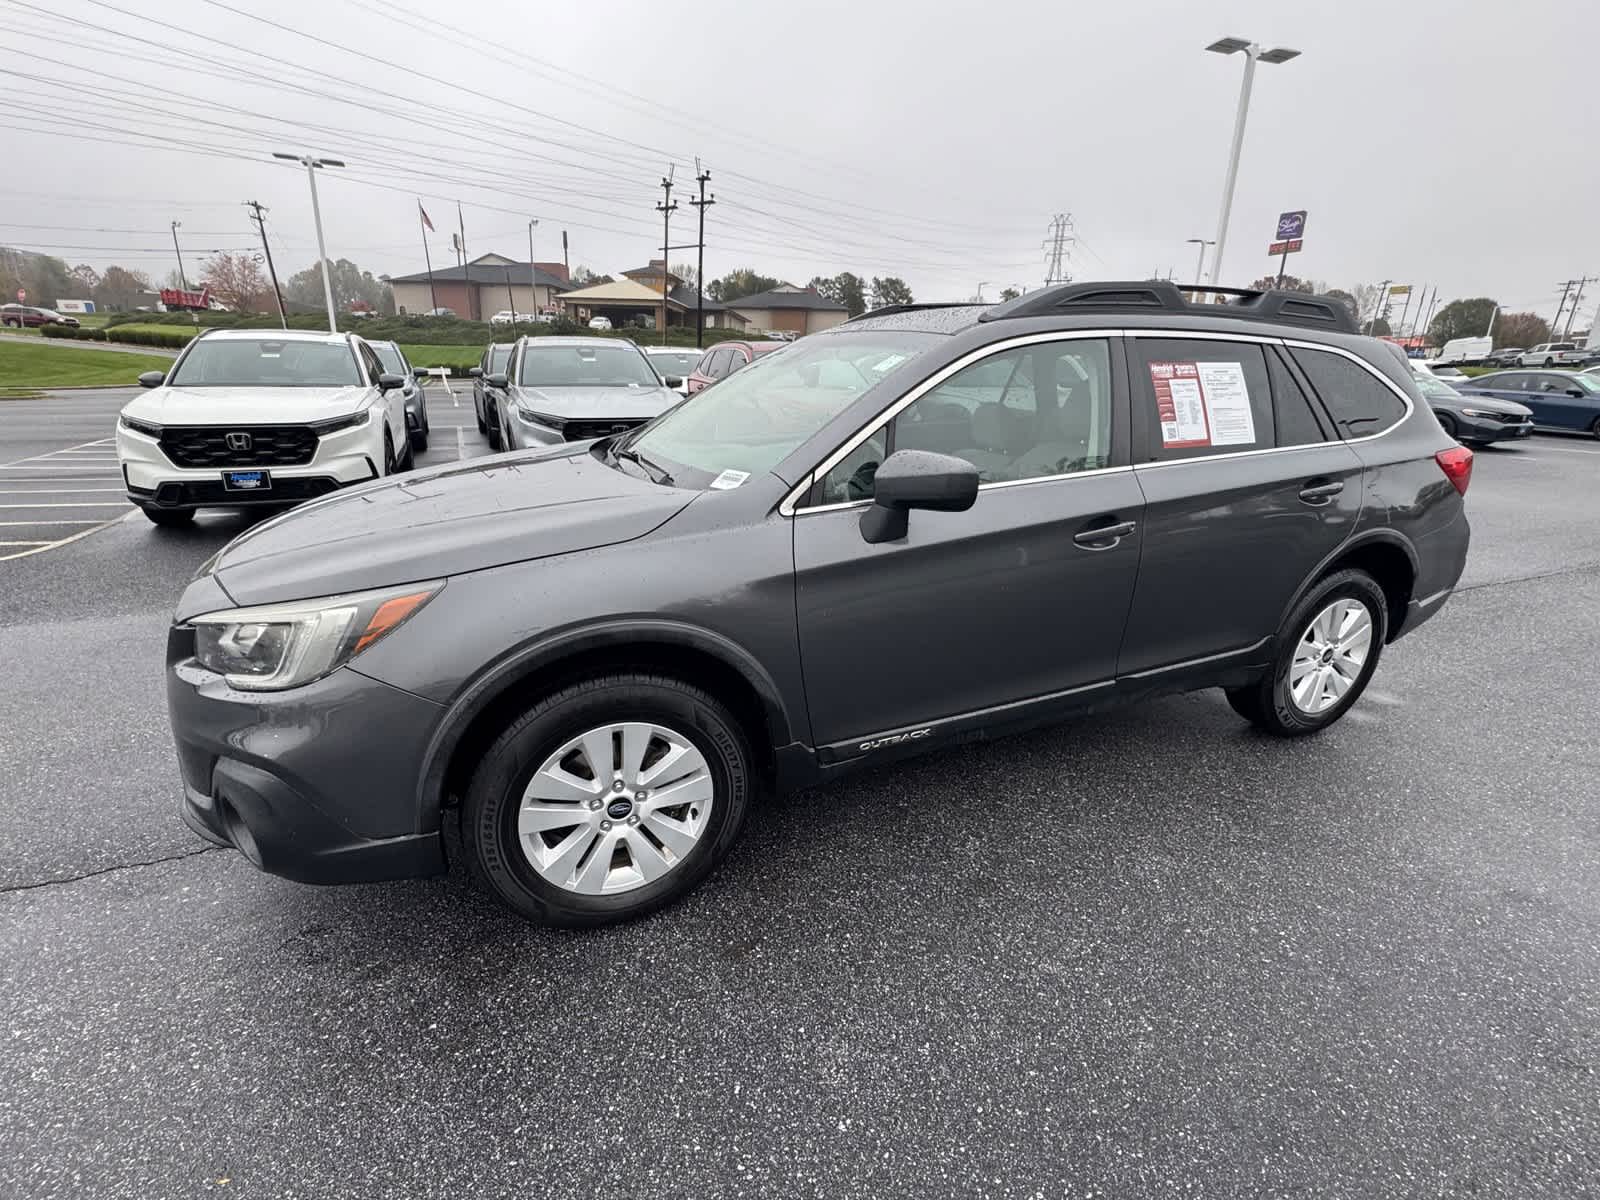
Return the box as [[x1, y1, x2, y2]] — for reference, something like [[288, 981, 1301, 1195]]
[[1430, 340, 1598, 369]]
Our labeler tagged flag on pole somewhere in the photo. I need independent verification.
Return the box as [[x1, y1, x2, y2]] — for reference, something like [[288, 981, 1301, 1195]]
[[417, 201, 434, 233]]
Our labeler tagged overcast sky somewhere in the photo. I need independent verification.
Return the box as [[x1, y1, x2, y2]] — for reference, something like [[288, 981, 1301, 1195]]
[[2, 0, 1595, 324]]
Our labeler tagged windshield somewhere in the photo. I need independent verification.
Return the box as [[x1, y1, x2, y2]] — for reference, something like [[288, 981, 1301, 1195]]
[[370, 342, 405, 374], [626, 331, 939, 485], [166, 338, 361, 387], [1414, 374, 1460, 397], [1571, 374, 1600, 392], [489, 345, 511, 372], [519, 343, 658, 387], [647, 351, 702, 377]]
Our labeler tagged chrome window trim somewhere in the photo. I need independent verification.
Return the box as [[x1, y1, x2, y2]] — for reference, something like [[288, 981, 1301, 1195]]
[[779, 329, 1416, 514], [792, 464, 1136, 517], [781, 328, 1123, 516]]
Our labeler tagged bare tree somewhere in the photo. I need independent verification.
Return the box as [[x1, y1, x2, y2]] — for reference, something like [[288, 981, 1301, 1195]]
[[670, 261, 699, 289], [199, 252, 271, 313]]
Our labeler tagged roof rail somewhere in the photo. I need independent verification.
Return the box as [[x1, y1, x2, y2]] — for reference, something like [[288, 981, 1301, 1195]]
[[978, 280, 1359, 334], [845, 302, 974, 323]]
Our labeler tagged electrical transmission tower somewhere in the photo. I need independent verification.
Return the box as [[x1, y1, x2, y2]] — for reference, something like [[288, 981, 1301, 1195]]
[[1042, 213, 1075, 285]]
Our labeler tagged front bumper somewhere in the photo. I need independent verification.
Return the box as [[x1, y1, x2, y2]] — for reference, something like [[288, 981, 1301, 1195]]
[[1457, 412, 1534, 443], [167, 629, 447, 884], [117, 420, 382, 510]]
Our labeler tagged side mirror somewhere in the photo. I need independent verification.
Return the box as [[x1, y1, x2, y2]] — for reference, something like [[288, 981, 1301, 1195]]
[[487, 372, 509, 388], [413, 366, 429, 379], [467, 366, 483, 377], [138, 370, 165, 388], [1568, 387, 1585, 398], [664, 375, 684, 388], [377, 373, 405, 391], [859, 450, 979, 545]]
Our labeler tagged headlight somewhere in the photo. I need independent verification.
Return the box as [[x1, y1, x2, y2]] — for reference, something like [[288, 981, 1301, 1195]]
[[120, 414, 163, 437], [516, 406, 563, 431], [309, 410, 373, 436], [189, 581, 442, 691], [1460, 408, 1507, 419]]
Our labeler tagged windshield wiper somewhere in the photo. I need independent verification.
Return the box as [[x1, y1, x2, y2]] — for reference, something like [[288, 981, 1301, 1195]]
[[612, 445, 674, 486]]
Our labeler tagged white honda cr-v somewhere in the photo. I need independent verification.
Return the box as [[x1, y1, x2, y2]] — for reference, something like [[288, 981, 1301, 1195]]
[[116, 328, 414, 527]]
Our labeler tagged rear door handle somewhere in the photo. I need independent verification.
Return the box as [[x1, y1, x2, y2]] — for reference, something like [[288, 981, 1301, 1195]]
[[1298, 480, 1344, 504], [1073, 520, 1137, 549]]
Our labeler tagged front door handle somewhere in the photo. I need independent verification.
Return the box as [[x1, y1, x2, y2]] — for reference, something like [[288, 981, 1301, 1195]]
[[1073, 520, 1137, 549], [1298, 480, 1344, 505]]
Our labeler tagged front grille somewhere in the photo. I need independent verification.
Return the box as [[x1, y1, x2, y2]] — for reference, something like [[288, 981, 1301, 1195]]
[[151, 476, 343, 507], [159, 425, 318, 468], [563, 418, 646, 442], [1493, 413, 1529, 424]]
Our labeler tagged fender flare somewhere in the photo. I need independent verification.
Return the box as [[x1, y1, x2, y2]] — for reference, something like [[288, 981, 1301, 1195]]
[[413, 618, 798, 828], [1273, 528, 1420, 644]]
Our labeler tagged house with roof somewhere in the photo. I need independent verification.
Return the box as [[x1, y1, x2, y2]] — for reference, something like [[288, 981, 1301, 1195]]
[[722, 284, 849, 336], [559, 262, 747, 331], [387, 253, 572, 320]]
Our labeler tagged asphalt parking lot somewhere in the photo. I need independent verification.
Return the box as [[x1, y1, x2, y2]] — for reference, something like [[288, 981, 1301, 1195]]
[[4, 391, 1600, 1197]]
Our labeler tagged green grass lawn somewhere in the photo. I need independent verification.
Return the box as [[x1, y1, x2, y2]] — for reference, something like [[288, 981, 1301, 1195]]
[[399, 344, 483, 370], [0, 340, 164, 390]]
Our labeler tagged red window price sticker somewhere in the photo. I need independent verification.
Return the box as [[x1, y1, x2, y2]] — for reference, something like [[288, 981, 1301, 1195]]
[[1149, 360, 1211, 447]]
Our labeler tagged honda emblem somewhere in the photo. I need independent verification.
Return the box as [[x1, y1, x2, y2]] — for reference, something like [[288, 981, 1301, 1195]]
[[224, 431, 253, 452]]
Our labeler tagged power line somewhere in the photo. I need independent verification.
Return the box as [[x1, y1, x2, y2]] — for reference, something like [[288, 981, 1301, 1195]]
[[245, 200, 286, 328], [1043, 214, 1074, 285]]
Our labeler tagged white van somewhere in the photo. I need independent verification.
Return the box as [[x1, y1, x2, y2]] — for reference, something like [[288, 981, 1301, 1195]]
[[1435, 336, 1492, 365]]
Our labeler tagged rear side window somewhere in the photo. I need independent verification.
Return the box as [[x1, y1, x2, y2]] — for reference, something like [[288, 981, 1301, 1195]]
[[1290, 348, 1408, 439], [1267, 349, 1329, 446], [1131, 338, 1274, 461]]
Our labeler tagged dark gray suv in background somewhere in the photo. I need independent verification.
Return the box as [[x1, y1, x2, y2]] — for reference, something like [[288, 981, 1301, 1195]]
[[166, 283, 1472, 926]]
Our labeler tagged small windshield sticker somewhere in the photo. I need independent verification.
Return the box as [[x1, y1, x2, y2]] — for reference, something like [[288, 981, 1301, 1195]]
[[709, 469, 750, 490]]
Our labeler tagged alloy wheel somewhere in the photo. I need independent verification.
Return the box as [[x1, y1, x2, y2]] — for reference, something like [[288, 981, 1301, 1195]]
[[1288, 598, 1374, 715], [517, 722, 715, 895]]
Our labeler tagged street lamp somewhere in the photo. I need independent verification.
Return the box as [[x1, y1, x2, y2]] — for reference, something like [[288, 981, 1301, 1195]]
[[1204, 37, 1300, 287], [273, 151, 345, 332], [527, 218, 540, 315], [1184, 238, 1215, 287], [170, 221, 187, 291]]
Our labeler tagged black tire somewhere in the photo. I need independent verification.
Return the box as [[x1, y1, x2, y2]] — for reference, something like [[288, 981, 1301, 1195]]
[[410, 428, 429, 452], [382, 429, 396, 475], [475, 406, 487, 434], [1435, 412, 1458, 440], [1224, 568, 1388, 737], [396, 430, 415, 472], [462, 673, 753, 927], [141, 505, 195, 528], [486, 404, 503, 451], [1591, 417, 1600, 440]]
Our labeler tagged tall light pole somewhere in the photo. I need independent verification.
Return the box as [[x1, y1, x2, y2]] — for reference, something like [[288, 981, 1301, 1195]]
[[170, 221, 187, 291], [1204, 37, 1300, 287], [273, 151, 345, 332], [527, 218, 540, 315], [1185, 238, 1214, 297]]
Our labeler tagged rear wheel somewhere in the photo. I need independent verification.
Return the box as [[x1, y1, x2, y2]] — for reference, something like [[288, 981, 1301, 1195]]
[[140, 505, 195, 528], [462, 673, 753, 926], [382, 429, 397, 475], [1225, 569, 1387, 737], [1435, 412, 1458, 440]]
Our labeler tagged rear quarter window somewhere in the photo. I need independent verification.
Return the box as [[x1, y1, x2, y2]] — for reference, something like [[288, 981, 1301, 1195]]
[[1289, 347, 1408, 439]]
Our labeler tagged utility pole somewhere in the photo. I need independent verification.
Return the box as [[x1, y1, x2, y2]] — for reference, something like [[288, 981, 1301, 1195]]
[[1365, 280, 1392, 334], [170, 220, 187, 291], [272, 151, 345, 333], [527, 218, 540, 316], [1551, 280, 1576, 341], [1562, 277, 1588, 340], [1185, 238, 1214, 297], [1043, 213, 1073, 285], [689, 164, 714, 349], [244, 200, 286, 328], [655, 168, 677, 347]]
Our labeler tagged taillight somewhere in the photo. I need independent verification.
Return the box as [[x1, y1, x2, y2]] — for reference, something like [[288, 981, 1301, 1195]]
[[1435, 445, 1473, 496]]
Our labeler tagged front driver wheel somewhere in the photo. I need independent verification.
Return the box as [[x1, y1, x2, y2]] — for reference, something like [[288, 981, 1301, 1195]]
[[1590, 417, 1600, 440], [463, 674, 752, 926], [1225, 569, 1388, 737]]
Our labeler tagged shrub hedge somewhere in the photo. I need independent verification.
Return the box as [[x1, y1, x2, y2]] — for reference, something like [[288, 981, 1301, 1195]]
[[40, 324, 109, 341]]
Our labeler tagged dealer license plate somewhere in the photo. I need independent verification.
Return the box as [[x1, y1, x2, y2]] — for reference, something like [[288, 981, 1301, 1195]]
[[223, 470, 270, 491]]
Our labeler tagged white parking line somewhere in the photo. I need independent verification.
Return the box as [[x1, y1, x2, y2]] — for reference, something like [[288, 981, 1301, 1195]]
[[0, 437, 114, 469], [0, 540, 50, 547], [0, 519, 109, 526], [0, 502, 131, 508], [0, 488, 126, 494], [457, 425, 465, 460], [0, 513, 130, 561]]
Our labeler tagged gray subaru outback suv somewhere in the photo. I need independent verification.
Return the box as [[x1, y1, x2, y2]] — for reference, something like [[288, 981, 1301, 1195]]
[[166, 283, 1472, 926]]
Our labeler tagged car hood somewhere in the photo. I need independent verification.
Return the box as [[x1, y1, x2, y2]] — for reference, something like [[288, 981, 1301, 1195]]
[[202, 443, 694, 608], [1453, 388, 1534, 415], [123, 385, 372, 425], [510, 384, 680, 420]]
